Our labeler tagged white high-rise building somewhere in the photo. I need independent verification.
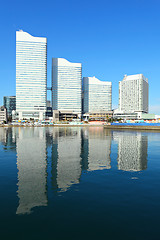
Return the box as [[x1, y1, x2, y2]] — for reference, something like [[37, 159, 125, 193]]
[[83, 77, 112, 113], [52, 58, 82, 118], [16, 30, 47, 120], [119, 74, 148, 113]]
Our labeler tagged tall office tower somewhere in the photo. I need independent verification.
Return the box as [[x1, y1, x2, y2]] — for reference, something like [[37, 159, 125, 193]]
[[16, 30, 47, 120], [3, 96, 16, 117], [83, 76, 112, 120], [119, 74, 148, 113], [52, 58, 82, 119], [83, 76, 112, 113]]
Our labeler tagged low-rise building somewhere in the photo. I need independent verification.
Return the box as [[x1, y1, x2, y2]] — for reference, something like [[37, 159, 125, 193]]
[[113, 110, 159, 121], [113, 109, 140, 120], [83, 110, 113, 121], [53, 110, 79, 122]]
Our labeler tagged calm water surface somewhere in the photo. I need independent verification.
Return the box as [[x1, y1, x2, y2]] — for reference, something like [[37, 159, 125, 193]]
[[0, 127, 160, 240]]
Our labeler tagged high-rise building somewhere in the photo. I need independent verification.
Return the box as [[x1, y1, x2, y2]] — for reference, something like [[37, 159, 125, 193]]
[[52, 58, 82, 119], [3, 96, 16, 117], [16, 30, 47, 120], [119, 74, 148, 113], [83, 76, 112, 120]]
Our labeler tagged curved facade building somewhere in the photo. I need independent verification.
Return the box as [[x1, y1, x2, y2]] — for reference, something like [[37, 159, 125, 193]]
[[16, 30, 47, 120], [83, 76, 112, 114], [52, 58, 82, 117]]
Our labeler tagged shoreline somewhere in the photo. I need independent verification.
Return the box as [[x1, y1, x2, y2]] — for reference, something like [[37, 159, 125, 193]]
[[104, 124, 160, 131], [1, 124, 160, 132], [0, 124, 104, 128]]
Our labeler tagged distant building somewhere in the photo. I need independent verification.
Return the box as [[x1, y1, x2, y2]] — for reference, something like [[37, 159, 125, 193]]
[[83, 76, 112, 120], [0, 106, 7, 123], [52, 58, 82, 120], [47, 100, 51, 108], [16, 30, 47, 120], [46, 100, 52, 119], [114, 74, 149, 119], [3, 96, 16, 117]]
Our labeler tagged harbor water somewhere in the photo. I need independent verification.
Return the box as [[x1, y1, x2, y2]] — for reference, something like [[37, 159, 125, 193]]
[[0, 127, 160, 240]]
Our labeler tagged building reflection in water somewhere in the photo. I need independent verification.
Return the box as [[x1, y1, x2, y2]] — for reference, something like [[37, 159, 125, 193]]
[[49, 127, 82, 193], [81, 127, 112, 171], [113, 131, 148, 171], [16, 128, 47, 215], [0, 127, 149, 215], [49, 127, 112, 193], [0, 127, 17, 150]]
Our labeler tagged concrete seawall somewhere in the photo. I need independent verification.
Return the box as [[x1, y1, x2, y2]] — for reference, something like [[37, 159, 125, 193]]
[[104, 124, 160, 131]]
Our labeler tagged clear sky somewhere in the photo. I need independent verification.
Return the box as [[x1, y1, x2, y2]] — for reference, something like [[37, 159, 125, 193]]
[[0, 0, 160, 113]]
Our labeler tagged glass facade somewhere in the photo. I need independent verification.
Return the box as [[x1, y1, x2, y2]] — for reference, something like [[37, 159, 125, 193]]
[[52, 58, 82, 114], [3, 96, 16, 117], [83, 77, 112, 113], [16, 30, 47, 120]]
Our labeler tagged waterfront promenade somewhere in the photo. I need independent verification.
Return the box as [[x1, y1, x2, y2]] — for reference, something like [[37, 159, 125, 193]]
[[1, 122, 160, 131]]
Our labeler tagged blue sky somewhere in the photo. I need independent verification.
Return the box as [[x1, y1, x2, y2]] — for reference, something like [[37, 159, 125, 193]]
[[0, 0, 160, 113]]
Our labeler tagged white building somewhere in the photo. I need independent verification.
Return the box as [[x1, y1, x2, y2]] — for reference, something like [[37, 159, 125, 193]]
[[119, 74, 148, 113], [83, 76, 112, 120], [16, 30, 47, 120], [52, 58, 82, 119]]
